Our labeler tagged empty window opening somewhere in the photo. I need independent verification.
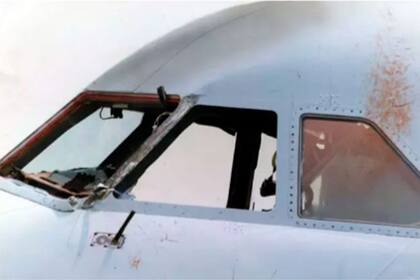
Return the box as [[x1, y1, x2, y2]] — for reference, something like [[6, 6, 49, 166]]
[[133, 106, 277, 211], [300, 117, 420, 226], [250, 134, 277, 211], [134, 123, 235, 208]]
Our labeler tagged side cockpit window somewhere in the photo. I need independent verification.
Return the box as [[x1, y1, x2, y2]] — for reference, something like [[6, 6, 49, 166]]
[[133, 106, 277, 212], [300, 117, 420, 226]]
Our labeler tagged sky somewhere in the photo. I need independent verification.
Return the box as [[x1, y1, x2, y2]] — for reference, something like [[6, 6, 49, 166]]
[[0, 1, 242, 157]]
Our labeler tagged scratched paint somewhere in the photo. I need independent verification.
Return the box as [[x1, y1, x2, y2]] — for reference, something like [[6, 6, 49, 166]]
[[367, 25, 413, 135]]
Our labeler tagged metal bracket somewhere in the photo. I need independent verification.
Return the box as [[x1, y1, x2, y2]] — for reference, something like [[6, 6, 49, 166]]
[[90, 232, 125, 249]]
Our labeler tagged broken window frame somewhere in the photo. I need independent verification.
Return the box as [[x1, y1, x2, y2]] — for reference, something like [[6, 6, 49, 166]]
[[109, 100, 277, 211], [105, 95, 199, 193], [297, 113, 420, 226]]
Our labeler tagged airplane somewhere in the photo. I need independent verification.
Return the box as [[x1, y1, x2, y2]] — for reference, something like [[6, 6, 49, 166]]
[[0, 1, 419, 278]]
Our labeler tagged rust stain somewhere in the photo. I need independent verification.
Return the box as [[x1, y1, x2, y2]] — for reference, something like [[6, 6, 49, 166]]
[[367, 34, 413, 135], [130, 256, 141, 270]]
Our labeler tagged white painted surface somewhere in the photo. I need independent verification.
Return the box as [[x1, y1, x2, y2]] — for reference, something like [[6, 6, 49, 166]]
[[0, 2, 419, 278], [0, 188, 418, 278]]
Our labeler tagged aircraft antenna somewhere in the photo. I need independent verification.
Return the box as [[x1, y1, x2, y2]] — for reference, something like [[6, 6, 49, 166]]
[[111, 210, 136, 246]]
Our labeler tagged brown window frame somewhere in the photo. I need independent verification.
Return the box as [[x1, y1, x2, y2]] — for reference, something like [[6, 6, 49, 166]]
[[0, 90, 180, 175]]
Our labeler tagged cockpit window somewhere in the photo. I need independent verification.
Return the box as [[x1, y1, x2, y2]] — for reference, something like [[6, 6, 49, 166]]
[[24, 108, 143, 174], [300, 117, 420, 226], [132, 106, 277, 211], [16, 108, 143, 194], [0, 92, 178, 198]]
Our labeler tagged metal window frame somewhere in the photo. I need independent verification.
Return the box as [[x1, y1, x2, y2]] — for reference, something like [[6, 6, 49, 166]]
[[287, 104, 420, 238]]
